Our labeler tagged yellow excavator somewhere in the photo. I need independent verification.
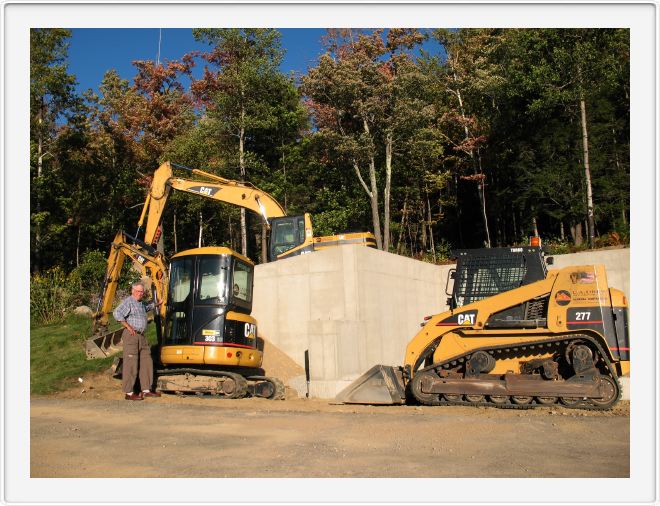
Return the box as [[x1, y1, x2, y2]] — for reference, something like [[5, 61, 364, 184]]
[[86, 160, 375, 398], [336, 246, 630, 410]]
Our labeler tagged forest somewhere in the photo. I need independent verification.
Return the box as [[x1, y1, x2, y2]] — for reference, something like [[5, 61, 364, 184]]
[[30, 28, 630, 281]]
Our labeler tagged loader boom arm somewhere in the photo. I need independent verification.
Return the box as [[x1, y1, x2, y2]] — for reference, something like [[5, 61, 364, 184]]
[[139, 161, 286, 247]]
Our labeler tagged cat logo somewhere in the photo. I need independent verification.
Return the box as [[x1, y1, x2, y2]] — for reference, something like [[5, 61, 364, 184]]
[[244, 323, 257, 339], [457, 313, 476, 325]]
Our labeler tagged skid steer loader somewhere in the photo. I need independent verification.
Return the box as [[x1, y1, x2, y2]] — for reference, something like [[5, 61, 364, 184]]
[[336, 246, 629, 410]]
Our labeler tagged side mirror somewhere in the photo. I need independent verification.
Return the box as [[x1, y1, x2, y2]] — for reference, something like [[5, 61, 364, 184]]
[[546, 256, 554, 266]]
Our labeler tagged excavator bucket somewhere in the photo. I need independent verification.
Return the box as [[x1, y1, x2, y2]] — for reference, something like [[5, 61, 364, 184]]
[[85, 328, 124, 359], [334, 365, 407, 405]]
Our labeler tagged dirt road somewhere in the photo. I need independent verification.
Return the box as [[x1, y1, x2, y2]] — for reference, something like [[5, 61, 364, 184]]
[[31, 380, 629, 478]]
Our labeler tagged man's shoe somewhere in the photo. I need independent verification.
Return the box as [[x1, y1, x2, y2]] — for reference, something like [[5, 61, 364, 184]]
[[142, 391, 161, 398], [125, 393, 143, 401]]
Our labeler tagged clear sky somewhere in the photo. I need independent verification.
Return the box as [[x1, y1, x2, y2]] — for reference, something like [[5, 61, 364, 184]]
[[67, 28, 442, 94]]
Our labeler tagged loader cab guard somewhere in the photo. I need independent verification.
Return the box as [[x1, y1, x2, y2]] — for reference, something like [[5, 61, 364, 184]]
[[448, 247, 548, 310]]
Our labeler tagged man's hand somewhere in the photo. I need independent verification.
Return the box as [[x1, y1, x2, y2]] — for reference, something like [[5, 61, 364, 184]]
[[122, 322, 136, 336]]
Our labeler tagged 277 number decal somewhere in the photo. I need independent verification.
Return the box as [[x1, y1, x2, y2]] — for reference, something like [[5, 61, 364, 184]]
[[574, 311, 592, 321]]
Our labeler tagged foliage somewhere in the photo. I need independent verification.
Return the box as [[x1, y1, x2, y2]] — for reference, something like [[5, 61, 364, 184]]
[[30, 268, 76, 324], [29, 28, 630, 279]]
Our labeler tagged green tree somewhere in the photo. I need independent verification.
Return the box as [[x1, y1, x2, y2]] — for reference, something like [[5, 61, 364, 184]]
[[30, 28, 79, 272], [191, 28, 291, 258], [302, 28, 426, 251], [499, 28, 629, 247]]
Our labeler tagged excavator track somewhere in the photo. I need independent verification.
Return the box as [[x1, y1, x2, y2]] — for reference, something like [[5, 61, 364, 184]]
[[409, 334, 621, 410], [155, 368, 285, 400]]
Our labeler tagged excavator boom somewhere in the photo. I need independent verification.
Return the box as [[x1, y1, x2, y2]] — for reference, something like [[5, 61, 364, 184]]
[[140, 161, 286, 248]]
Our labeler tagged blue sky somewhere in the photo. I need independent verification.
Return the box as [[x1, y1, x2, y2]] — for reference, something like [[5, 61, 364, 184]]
[[67, 28, 443, 95]]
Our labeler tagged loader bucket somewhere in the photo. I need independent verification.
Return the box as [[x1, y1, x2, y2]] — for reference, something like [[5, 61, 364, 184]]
[[335, 365, 406, 405], [85, 328, 124, 359]]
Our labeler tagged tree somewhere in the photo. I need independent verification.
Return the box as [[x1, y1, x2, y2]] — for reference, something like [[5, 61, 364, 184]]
[[30, 28, 79, 272], [191, 28, 288, 258], [302, 28, 426, 251], [499, 28, 629, 247]]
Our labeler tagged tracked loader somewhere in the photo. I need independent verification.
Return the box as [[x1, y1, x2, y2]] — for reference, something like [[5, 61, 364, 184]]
[[336, 247, 629, 410]]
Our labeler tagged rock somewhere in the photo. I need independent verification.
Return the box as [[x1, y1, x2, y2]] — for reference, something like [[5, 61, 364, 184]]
[[74, 306, 93, 317]]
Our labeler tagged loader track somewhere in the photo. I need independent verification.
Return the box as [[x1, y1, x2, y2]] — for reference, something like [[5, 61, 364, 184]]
[[409, 334, 621, 410]]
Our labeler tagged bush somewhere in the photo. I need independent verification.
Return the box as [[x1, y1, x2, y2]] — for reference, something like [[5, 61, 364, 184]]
[[66, 250, 110, 307], [30, 268, 75, 325]]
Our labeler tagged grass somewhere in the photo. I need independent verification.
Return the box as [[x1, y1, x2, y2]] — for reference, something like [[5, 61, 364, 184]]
[[30, 313, 157, 395]]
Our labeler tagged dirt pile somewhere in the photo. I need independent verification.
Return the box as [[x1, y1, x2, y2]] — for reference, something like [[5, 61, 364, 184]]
[[260, 338, 305, 384]]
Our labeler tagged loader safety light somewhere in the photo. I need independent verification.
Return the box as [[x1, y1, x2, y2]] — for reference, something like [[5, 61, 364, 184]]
[[227, 352, 233, 358], [530, 236, 541, 247], [423, 315, 433, 321]]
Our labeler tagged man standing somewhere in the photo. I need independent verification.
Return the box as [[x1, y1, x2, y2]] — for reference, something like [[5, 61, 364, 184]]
[[113, 282, 162, 400]]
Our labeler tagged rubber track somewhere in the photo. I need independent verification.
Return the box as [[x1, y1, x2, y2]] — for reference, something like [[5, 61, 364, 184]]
[[156, 368, 285, 400], [413, 334, 622, 411]]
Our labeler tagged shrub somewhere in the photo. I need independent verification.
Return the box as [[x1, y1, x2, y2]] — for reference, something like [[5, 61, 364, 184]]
[[30, 268, 75, 325]]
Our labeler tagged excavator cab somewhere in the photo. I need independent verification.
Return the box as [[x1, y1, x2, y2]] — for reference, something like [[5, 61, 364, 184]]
[[160, 247, 262, 368], [268, 215, 310, 261]]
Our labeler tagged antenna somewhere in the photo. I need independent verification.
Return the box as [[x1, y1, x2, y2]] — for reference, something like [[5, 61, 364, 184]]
[[157, 28, 162, 65]]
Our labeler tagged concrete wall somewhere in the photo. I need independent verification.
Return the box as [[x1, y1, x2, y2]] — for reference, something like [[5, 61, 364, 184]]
[[253, 246, 630, 399]]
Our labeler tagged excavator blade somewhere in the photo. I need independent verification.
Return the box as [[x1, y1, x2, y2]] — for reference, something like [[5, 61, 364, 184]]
[[335, 365, 406, 405], [85, 328, 124, 359]]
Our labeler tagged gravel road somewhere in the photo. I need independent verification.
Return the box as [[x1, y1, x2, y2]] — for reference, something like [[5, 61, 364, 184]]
[[31, 390, 629, 478]]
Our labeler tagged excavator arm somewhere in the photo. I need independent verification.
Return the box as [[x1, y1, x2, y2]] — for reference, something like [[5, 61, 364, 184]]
[[86, 231, 169, 359], [138, 161, 286, 248]]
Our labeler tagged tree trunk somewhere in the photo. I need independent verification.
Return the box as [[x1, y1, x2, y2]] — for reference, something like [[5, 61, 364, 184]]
[[261, 223, 268, 264], [76, 225, 81, 267], [173, 212, 178, 253], [34, 99, 44, 273], [383, 132, 393, 252], [352, 118, 382, 250], [396, 193, 408, 255], [560, 220, 565, 241], [198, 211, 203, 248], [367, 156, 382, 250], [611, 127, 627, 227], [427, 191, 436, 263], [239, 102, 247, 257], [454, 79, 491, 247], [570, 222, 583, 246], [578, 76, 595, 249]]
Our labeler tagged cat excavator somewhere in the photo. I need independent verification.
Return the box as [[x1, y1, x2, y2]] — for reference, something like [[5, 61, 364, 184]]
[[86, 160, 375, 399], [336, 246, 630, 410]]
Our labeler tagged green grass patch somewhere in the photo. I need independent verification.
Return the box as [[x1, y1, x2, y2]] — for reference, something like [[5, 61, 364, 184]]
[[30, 313, 157, 395]]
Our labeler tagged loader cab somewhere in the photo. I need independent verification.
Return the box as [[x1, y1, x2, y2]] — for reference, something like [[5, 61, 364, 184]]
[[163, 247, 254, 348], [268, 214, 312, 261]]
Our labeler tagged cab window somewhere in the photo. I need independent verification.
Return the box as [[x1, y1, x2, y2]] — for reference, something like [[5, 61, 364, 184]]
[[169, 257, 193, 303], [232, 260, 253, 303], [197, 257, 228, 304]]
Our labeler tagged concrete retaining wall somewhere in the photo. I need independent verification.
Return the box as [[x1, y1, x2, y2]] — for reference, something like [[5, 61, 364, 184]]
[[252, 246, 630, 399]]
